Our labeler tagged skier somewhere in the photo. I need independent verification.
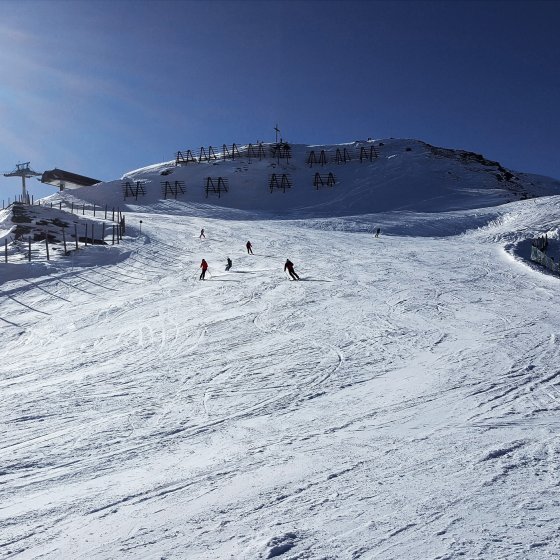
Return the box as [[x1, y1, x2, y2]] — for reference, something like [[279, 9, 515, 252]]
[[225, 257, 232, 271], [200, 228, 205, 239], [246, 241, 254, 254], [284, 259, 300, 281], [199, 258, 208, 280], [375, 227, 381, 238]]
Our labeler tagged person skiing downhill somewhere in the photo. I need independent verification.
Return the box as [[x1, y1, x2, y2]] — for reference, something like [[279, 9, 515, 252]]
[[225, 257, 232, 271], [199, 259, 208, 280], [200, 228, 205, 239], [375, 227, 381, 238], [284, 259, 299, 281], [246, 241, 254, 254]]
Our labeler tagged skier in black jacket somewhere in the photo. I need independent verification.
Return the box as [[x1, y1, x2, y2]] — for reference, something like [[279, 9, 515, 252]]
[[284, 259, 299, 281]]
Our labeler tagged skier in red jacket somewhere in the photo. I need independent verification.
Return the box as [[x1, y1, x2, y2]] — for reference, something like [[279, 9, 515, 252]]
[[284, 259, 299, 281], [199, 259, 208, 280]]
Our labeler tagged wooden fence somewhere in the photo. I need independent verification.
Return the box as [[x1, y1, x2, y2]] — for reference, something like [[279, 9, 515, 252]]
[[1, 201, 127, 264], [531, 245, 558, 274]]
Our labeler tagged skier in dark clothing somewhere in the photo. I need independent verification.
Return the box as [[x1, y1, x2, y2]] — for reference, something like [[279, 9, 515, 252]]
[[199, 259, 208, 280], [200, 228, 205, 239], [284, 259, 299, 281], [246, 241, 254, 254], [375, 227, 381, 238], [225, 257, 232, 271]]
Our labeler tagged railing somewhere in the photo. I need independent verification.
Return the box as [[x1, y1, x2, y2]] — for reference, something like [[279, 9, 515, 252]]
[[1, 202, 126, 264]]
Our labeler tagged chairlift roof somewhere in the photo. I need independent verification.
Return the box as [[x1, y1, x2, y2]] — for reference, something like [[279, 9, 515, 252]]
[[40, 168, 101, 188]]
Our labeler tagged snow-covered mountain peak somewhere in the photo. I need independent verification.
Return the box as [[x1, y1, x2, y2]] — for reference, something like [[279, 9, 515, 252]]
[[53, 138, 560, 219]]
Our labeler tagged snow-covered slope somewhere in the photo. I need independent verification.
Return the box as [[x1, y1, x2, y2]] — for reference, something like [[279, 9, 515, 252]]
[[2, 139, 560, 559], [48, 138, 560, 218]]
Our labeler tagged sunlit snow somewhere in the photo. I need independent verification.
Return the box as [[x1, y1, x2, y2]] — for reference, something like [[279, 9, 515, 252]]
[[2, 139, 560, 559]]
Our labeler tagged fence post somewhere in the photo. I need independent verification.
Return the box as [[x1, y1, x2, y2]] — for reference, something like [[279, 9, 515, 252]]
[[93, 204, 96, 217], [4, 239, 7, 263], [91, 224, 95, 245], [102, 222, 106, 242], [74, 224, 79, 250], [112, 207, 115, 222], [104, 204, 107, 220], [112, 225, 115, 245], [71, 202, 74, 213], [82, 204, 85, 215], [45, 231, 50, 261], [62, 227, 67, 253], [59, 202, 62, 210]]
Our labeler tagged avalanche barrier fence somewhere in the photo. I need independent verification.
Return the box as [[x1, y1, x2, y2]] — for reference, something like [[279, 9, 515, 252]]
[[531, 245, 558, 274]]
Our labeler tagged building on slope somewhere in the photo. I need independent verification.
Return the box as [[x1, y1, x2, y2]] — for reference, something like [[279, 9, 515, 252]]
[[40, 168, 101, 191]]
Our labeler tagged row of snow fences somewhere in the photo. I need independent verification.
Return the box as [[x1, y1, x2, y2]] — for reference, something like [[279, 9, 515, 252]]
[[530, 246, 559, 274], [2, 219, 126, 263], [123, 174, 336, 199], [306, 146, 379, 167], [175, 143, 287, 166], [174, 143, 380, 168], [125, 173, 340, 199]]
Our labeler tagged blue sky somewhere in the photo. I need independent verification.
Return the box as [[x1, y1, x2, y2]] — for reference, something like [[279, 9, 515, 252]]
[[0, 0, 559, 201]]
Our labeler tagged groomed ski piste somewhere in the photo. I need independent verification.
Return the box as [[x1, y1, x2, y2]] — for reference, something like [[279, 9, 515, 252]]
[[2, 138, 560, 559]]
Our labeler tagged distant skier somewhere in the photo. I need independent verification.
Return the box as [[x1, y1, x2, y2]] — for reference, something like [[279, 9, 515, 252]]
[[225, 257, 232, 271], [246, 241, 254, 254], [375, 227, 381, 238], [284, 259, 300, 281], [199, 258, 208, 280], [200, 228, 206, 239]]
